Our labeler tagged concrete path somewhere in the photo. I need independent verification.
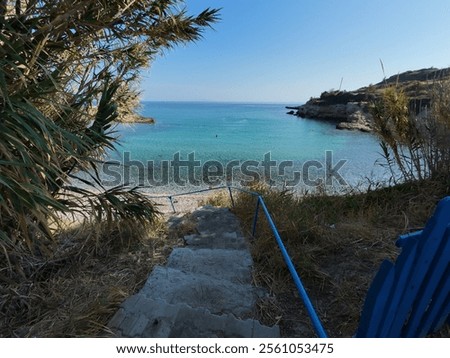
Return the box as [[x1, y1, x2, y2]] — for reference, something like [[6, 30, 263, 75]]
[[108, 205, 280, 338]]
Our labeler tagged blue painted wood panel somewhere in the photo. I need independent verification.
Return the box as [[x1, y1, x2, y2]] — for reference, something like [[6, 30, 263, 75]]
[[356, 197, 450, 337]]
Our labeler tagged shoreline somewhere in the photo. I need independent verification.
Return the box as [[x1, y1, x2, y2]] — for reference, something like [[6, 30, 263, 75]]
[[147, 192, 215, 214]]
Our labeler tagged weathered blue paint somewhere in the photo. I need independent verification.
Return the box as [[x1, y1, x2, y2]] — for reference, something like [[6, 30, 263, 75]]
[[356, 197, 450, 337]]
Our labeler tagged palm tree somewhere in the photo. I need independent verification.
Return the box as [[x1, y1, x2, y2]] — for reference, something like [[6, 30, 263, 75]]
[[0, 0, 219, 264]]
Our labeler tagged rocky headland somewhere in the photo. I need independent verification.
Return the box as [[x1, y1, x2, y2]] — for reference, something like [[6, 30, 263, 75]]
[[119, 113, 156, 124], [287, 67, 450, 132]]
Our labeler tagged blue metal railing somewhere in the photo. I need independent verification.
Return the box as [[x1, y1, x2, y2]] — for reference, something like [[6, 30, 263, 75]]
[[149, 185, 328, 338], [256, 195, 328, 338]]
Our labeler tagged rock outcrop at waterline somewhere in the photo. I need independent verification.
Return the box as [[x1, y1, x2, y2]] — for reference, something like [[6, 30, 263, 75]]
[[288, 99, 374, 132], [119, 113, 156, 124], [287, 67, 450, 132]]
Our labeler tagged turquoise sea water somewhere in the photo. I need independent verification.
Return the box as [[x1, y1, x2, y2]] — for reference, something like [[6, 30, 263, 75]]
[[103, 101, 386, 193]]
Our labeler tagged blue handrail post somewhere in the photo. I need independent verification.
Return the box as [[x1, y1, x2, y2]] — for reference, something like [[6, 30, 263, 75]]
[[252, 196, 261, 238], [168, 196, 176, 213], [227, 186, 235, 208]]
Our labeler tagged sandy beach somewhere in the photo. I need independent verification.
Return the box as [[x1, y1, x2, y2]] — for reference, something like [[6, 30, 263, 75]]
[[146, 190, 228, 214]]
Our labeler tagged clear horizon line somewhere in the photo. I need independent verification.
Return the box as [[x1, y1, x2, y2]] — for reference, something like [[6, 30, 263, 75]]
[[140, 99, 304, 105]]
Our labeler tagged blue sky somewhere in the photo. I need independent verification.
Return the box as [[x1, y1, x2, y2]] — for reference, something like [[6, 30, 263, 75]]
[[141, 0, 450, 103]]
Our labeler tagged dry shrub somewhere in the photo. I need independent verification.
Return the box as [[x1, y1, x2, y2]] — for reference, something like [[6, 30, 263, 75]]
[[200, 190, 232, 208], [372, 82, 450, 182]]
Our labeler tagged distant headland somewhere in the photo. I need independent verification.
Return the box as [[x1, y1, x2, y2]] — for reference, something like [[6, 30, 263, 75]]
[[118, 113, 156, 124], [286, 67, 450, 132]]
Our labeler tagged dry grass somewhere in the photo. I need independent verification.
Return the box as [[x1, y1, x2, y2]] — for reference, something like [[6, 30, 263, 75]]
[[0, 216, 187, 337], [2, 178, 448, 338], [204, 178, 450, 337], [199, 190, 233, 208]]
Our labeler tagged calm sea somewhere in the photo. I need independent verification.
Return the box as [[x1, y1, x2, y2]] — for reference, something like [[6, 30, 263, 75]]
[[101, 101, 387, 193]]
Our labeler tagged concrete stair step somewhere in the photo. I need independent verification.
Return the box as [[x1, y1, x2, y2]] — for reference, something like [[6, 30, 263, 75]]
[[109, 295, 280, 338], [140, 266, 256, 317], [108, 205, 277, 338], [167, 247, 253, 284], [191, 206, 243, 236], [184, 232, 248, 250]]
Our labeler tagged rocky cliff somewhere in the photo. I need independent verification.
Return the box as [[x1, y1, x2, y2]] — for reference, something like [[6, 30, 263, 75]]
[[287, 67, 450, 132]]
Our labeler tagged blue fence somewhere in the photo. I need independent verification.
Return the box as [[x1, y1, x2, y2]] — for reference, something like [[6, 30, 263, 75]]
[[148, 185, 328, 338]]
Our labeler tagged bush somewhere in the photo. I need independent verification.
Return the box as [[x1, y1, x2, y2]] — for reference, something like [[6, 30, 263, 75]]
[[0, 1, 219, 268], [371, 83, 450, 182]]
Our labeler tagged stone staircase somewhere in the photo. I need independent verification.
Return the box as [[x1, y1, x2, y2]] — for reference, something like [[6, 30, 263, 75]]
[[108, 205, 280, 338]]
